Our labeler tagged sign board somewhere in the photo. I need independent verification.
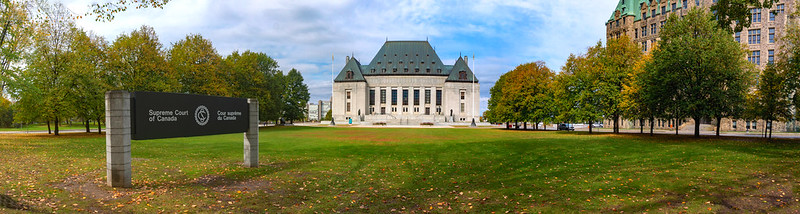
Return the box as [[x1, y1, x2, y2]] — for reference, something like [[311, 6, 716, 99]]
[[131, 91, 249, 140]]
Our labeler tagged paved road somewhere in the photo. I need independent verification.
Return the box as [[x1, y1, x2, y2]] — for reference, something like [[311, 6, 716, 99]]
[[0, 129, 104, 134]]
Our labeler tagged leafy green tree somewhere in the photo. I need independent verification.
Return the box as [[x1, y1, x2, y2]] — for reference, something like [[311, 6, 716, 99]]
[[0, 0, 33, 96], [67, 29, 108, 133], [0, 97, 13, 127], [221, 50, 283, 123], [486, 70, 512, 125], [107, 25, 176, 92], [15, 2, 77, 135], [511, 62, 555, 130], [554, 45, 604, 133], [710, 0, 778, 33], [780, 5, 800, 118], [596, 35, 641, 134], [748, 64, 791, 139], [650, 8, 754, 137], [620, 53, 652, 134], [323, 109, 332, 121], [168, 34, 227, 96], [281, 69, 309, 124]]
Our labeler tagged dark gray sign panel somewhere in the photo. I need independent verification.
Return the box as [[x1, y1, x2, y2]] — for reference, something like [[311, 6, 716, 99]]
[[131, 92, 249, 140]]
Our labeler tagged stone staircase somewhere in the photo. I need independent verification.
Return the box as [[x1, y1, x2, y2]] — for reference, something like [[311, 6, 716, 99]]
[[362, 114, 446, 125]]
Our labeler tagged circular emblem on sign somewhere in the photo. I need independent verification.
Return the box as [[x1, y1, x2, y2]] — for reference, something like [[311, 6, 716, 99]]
[[195, 105, 209, 126]]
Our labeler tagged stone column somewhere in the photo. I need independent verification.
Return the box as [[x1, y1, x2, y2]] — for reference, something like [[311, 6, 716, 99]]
[[105, 90, 131, 188], [244, 98, 259, 168]]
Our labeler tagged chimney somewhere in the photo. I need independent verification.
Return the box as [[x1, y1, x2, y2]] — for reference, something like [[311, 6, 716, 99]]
[[464, 56, 468, 64], [346, 56, 350, 62]]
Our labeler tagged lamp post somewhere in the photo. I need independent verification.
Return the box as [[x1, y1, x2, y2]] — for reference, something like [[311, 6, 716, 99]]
[[470, 53, 477, 127], [330, 54, 336, 126]]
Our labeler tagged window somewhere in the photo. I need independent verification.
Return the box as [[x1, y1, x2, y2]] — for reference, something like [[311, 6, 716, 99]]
[[683, 0, 688, 9], [380, 89, 386, 104], [345, 71, 353, 80], [460, 90, 466, 100], [370, 69, 375, 73], [695, 0, 699, 6], [425, 90, 431, 104], [660, 21, 665, 28], [642, 26, 647, 37], [651, 9, 656, 17], [460, 103, 465, 112], [404, 68, 408, 72], [391, 107, 396, 112], [769, 50, 775, 64], [346, 102, 350, 112], [754, 121, 758, 128], [749, 50, 761, 65], [436, 69, 442, 73], [415, 68, 420, 73], [635, 29, 639, 38], [651, 23, 656, 34], [735, 32, 740, 43], [770, 10, 776, 21], [436, 90, 442, 105], [672, 3, 676, 11], [459, 71, 467, 80], [381, 107, 385, 114], [615, 20, 620, 27], [346, 90, 351, 99], [392, 68, 397, 73], [369, 90, 375, 105], [642, 41, 648, 52], [391, 89, 397, 105], [751, 8, 761, 23], [381, 68, 386, 73], [769, 28, 775, 43], [661, 6, 666, 14], [642, 12, 647, 20], [414, 90, 420, 105], [403, 90, 408, 105], [747, 121, 751, 129], [426, 68, 430, 73], [748, 29, 761, 44], [732, 121, 737, 129]]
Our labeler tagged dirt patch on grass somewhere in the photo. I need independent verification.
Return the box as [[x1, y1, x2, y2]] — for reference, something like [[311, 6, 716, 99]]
[[717, 174, 797, 212], [52, 170, 114, 201], [0, 194, 27, 210]]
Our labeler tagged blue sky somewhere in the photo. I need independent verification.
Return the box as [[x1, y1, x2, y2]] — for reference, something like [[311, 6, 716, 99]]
[[65, 0, 619, 114]]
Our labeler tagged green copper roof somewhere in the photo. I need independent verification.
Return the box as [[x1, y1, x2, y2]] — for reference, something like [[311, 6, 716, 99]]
[[334, 41, 478, 83], [607, 0, 685, 23], [445, 56, 478, 83], [334, 57, 366, 82]]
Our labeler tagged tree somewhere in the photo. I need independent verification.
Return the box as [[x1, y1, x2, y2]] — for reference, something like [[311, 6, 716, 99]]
[[0, 96, 13, 127], [596, 35, 642, 134], [650, 8, 754, 137], [323, 109, 332, 121], [0, 0, 33, 96], [16, 2, 77, 135], [67, 29, 108, 133], [107, 25, 176, 92], [780, 4, 800, 118], [168, 34, 227, 96], [221, 50, 283, 123], [620, 53, 652, 134], [280, 69, 309, 124], [87, 0, 170, 22], [511, 62, 555, 130], [748, 64, 791, 139], [554, 45, 605, 133], [710, 0, 778, 33]]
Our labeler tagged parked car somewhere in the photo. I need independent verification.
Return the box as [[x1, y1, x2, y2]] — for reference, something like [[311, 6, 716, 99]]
[[592, 123, 603, 128], [557, 123, 575, 131]]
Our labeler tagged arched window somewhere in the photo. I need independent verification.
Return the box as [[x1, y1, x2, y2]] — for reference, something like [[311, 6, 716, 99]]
[[345, 71, 354, 80]]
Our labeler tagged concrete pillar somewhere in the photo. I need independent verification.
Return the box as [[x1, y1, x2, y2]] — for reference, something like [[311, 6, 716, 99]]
[[244, 98, 259, 168], [105, 90, 131, 188]]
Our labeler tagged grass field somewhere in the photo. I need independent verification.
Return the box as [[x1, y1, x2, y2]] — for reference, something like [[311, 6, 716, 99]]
[[0, 123, 104, 132], [1, 126, 800, 213]]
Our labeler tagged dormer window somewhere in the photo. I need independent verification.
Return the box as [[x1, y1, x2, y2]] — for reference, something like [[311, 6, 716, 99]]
[[432, 62, 436, 64], [388, 61, 392, 64], [399, 61, 403, 64], [426, 68, 430, 73], [345, 70, 354, 80], [393, 68, 397, 73], [371, 69, 376, 73], [410, 61, 414, 64], [415, 68, 420, 73], [382, 69, 386, 73], [404, 68, 408, 72], [459, 71, 467, 80], [377, 62, 381, 64], [421, 62, 425, 64], [437, 69, 442, 73]]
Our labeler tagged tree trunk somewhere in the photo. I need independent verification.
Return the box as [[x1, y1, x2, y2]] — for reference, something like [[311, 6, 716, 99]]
[[675, 119, 679, 135], [85, 119, 90, 133], [715, 116, 721, 137], [588, 121, 593, 134], [693, 117, 700, 137], [54, 116, 59, 136], [613, 115, 620, 133], [650, 117, 654, 136], [769, 120, 773, 139], [97, 116, 102, 134], [505, 122, 509, 129], [640, 119, 644, 134], [47, 120, 51, 134], [515, 121, 519, 130], [523, 122, 527, 130]]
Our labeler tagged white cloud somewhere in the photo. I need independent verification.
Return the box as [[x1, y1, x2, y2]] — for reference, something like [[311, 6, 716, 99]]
[[64, 0, 620, 112]]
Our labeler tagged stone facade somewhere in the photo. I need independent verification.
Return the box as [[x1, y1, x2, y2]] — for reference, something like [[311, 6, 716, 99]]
[[305, 100, 331, 121], [605, 0, 798, 132], [332, 41, 480, 124]]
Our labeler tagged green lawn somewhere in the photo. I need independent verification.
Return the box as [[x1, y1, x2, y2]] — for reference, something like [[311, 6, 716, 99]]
[[0, 123, 104, 132], [1, 127, 799, 213]]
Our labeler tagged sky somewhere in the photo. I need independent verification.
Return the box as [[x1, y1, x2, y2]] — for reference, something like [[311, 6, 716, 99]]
[[64, 0, 619, 114]]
